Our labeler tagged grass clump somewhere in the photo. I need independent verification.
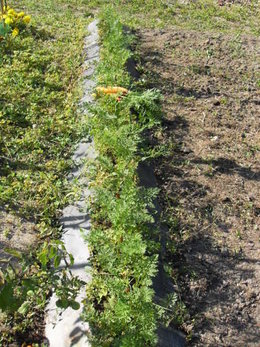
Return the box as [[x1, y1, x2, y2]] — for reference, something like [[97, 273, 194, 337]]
[[82, 9, 162, 346]]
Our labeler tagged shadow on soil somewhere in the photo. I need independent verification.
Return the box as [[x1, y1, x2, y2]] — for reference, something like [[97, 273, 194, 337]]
[[169, 233, 259, 344], [157, 119, 259, 346], [138, 32, 260, 346], [156, 96, 259, 346]]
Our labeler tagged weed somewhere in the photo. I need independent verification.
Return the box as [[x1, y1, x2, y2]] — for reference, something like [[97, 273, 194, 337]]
[[229, 33, 245, 58], [236, 230, 242, 240], [159, 293, 188, 327]]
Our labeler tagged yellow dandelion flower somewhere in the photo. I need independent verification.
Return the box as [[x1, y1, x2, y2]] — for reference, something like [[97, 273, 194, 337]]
[[5, 17, 13, 25], [12, 28, 19, 38], [23, 15, 31, 24], [17, 12, 25, 18], [7, 9, 16, 17]]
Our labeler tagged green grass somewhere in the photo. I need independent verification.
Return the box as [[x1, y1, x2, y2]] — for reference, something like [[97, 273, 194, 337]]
[[88, 0, 260, 35]]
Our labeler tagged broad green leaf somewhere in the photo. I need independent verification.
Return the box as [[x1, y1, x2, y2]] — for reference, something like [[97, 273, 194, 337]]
[[54, 255, 61, 268], [38, 250, 48, 266], [56, 299, 69, 309], [70, 300, 80, 310], [18, 301, 30, 315], [49, 246, 57, 259], [0, 283, 20, 312], [69, 253, 74, 266]]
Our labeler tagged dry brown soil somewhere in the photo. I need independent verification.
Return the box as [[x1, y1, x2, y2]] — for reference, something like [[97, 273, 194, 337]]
[[0, 210, 46, 345], [0, 209, 37, 270], [139, 28, 260, 346]]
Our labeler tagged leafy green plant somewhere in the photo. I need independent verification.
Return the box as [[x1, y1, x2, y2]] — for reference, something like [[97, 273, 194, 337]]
[[0, 241, 82, 345], [82, 8, 163, 346]]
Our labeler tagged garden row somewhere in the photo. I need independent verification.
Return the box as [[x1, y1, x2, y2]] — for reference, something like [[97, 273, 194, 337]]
[[83, 10, 163, 346]]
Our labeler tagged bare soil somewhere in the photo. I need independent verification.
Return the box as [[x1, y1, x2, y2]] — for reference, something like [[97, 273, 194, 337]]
[[0, 210, 45, 346], [138, 28, 260, 346], [0, 208, 37, 269]]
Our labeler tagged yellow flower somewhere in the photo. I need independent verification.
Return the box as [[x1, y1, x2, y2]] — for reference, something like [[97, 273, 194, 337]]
[[12, 28, 19, 38], [7, 9, 16, 17], [17, 11, 25, 18], [23, 15, 31, 24], [3, 5, 10, 12], [5, 17, 13, 25]]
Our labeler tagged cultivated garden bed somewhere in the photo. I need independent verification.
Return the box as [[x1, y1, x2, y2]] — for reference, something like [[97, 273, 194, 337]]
[[1, 1, 259, 346]]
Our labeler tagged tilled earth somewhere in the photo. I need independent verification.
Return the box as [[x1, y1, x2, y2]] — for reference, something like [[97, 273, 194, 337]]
[[138, 28, 260, 346]]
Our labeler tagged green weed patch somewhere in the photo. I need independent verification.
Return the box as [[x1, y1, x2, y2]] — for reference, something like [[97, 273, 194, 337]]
[[0, 0, 90, 344], [0, 0, 90, 223], [88, 0, 259, 35], [82, 10, 162, 346]]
